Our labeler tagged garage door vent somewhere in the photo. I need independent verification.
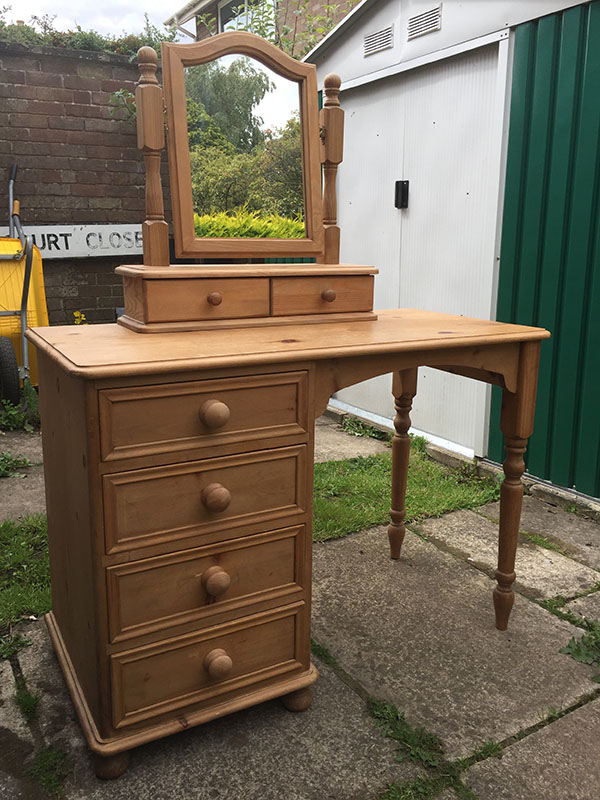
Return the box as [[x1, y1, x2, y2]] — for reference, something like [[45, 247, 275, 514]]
[[407, 4, 442, 40], [363, 24, 394, 57]]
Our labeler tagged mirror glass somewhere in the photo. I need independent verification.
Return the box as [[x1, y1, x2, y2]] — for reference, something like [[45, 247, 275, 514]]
[[184, 55, 305, 239]]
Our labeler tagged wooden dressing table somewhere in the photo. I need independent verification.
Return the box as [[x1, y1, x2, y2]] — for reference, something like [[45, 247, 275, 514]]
[[27, 33, 549, 779]]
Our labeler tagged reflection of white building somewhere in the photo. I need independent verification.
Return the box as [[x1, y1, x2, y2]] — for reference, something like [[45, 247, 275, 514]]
[[165, 1, 278, 39]]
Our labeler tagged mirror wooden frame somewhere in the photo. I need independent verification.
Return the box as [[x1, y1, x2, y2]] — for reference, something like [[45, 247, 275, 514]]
[[162, 32, 324, 260]]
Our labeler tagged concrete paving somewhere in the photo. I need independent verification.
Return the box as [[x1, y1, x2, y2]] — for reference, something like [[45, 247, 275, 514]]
[[416, 510, 600, 599], [465, 698, 600, 800], [0, 430, 45, 521], [2, 419, 600, 799]]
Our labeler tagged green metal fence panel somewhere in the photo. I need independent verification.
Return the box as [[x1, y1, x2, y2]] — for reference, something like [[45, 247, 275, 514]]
[[489, 2, 600, 498]]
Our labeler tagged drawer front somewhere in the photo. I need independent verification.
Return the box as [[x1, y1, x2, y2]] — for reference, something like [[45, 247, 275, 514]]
[[107, 525, 304, 642], [111, 604, 303, 727], [103, 446, 307, 553], [271, 275, 374, 316], [99, 371, 309, 462], [145, 278, 270, 323]]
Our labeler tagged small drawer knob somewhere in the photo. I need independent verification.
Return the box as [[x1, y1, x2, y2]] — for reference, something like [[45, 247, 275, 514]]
[[202, 565, 231, 597], [199, 399, 231, 429], [204, 648, 233, 681], [201, 482, 231, 513], [321, 289, 336, 303], [207, 292, 223, 306]]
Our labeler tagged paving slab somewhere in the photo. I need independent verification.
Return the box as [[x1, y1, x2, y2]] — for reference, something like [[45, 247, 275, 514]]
[[312, 527, 597, 759], [0, 430, 45, 523], [564, 591, 600, 621], [15, 622, 415, 800], [416, 510, 599, 599], [465, 698, 600, 800], [0, 660, 37, 800], [315, 415, 389, 463], [481, 495, 600, 572]]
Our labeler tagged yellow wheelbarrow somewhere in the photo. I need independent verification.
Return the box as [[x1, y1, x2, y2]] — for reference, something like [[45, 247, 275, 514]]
[[0, 164, 48, 404]]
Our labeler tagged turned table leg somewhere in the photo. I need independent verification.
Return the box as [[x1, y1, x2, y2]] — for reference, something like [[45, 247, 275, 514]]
[[93, 750, 131, 779], [388, 368, 418, 559], [281, 687, 313, 712], [494, 342, 541, 630]]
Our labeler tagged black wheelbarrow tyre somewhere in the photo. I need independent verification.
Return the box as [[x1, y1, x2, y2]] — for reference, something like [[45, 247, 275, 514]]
[[0, 336, 21, 406]]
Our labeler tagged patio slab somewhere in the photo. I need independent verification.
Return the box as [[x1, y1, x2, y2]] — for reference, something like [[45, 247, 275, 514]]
[[480, 496, 600, 572], [0, 660, 37, 800], [465, 698, 600, 800], [314, 415, 389, 463], [0, 430, 45, 523], [564, 591, 600, 621], [15, 621, 415, 800], [415, 510, 599, 599], [312, 526, 597, 759]]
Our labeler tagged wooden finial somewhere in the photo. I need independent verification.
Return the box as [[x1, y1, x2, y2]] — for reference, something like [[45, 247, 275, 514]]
[[137, 46, 159, 86], [323, 74, 341, 107], [318, 74, 344, 264]]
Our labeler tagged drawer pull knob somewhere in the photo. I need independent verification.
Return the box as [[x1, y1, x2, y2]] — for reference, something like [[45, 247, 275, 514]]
[[207, 292, 223, 306], [201, 482, 231, 513], [204, 648, 233, 680], [199, 399, 231, 429], [202, 565, 231, 597], [321, 289, 336, 303]]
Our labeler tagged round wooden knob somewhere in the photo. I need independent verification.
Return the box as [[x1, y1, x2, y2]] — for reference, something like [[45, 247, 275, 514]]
[[321, 289, 337, 303], [201, 482, 231, 512], [202, 565, 231, 597], [207, 292, 223, 306], [204, 648, 232, 680], [199, 399, 230, 429]]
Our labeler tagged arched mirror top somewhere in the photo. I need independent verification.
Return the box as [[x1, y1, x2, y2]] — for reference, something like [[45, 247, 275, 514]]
[[161, 32, 323, 260]]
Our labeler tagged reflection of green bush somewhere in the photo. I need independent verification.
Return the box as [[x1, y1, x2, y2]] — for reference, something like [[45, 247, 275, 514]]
[[194, 209, 304, 239]]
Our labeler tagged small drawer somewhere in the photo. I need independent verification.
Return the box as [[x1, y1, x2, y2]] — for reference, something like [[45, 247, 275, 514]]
[[102, 445, 307, 553], [144, 278, 269, 323], [106, 525, 304, 642], [98, 371, 309, 462], [111, 604, 303, 727], [271, 275, 374, 316]]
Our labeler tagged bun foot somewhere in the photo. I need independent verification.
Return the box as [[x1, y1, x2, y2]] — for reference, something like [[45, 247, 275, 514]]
[[93, 750, 130, 779], [281, 686, 313, 712]]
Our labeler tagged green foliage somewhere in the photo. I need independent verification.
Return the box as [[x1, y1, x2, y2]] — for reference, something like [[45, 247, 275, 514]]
[[310, 639, 340, 669], [0, 379, 40, 431], [368, 698, 444, 768], [29, 746, 69, 797], [313, 447, 501, 542], [109, 88, 136, 120], [16, 682, 41, 723], [0, 631, 31, 659], [0, 452, 32, 478], [339, 415, 391, 442], [560, 622, 600, 682], [0, 514, 50, 630], [0, 9, 176, 57], [520, 531, 567, 554], [194, 208, 304, 238]]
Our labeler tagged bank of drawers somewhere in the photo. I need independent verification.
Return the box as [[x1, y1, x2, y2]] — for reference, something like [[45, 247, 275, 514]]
[[100, 370, 311, 730]]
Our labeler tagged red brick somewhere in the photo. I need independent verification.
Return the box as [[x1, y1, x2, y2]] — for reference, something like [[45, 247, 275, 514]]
[[84, 118, 116, 133], [30, 129, 68, 143], [121, 197, 147, 211], [0, 141, 12, 154], [27, 100, 66, 117], [66, 130, 107, 146], [105, 159, 141, 173], [2, 127, 30, 142], [77, 61, 113, 79], [35, 86, 74, 103], [3, 98, 29, 113], [84, 145, 125, 160], [71, 185, 108, 197], [63, 75, 102, 91], [3, 54, 40, 70], [2, 69, 26, 84], [110, 185, 142, 198], [66, 103, 105, 119], [71, 157, 107, 171], [48, 116, 85, 131], [9, 113, 48, 128], [12, 84, 38, 100], [91, 90, 113, 106], [101, 79, 134, 93], [26, 71, 63, 88], [89, 196, 120, 209]]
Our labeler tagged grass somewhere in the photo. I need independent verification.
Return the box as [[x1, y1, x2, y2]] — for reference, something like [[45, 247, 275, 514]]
[[0, 380, 40, 432], [0, 452, 32, 478], [29, 746, 69, 797], [313, 444, 501, 542], [0, 514, 51, 635], [339, 416, 392, 442], [560, 621, 600, 682], [0, 631, 32, 659], [15, 680, 41, 723], [519, 531, 567, 555]]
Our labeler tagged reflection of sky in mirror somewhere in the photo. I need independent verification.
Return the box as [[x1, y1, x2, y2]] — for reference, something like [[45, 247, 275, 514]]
[[216, 54, 299, 132]]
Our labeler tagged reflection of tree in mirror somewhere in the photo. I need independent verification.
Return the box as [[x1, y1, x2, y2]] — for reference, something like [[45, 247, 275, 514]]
[[186, 57, 304, 235]]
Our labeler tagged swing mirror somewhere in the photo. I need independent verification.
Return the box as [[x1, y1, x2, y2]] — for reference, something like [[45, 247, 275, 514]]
[[162, 33, 324, 260]]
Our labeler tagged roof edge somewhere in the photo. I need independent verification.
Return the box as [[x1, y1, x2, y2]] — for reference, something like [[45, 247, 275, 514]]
[[303, 0, 380, 63]]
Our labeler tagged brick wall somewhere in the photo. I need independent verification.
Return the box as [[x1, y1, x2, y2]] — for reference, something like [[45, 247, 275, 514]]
[[0, 41, 171, 324]]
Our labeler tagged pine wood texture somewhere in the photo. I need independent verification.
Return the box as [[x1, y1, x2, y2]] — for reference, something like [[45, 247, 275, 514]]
[[318, 74, 344, 264], [162, 33, 324, 259], [388, 369, 418, 558], [271, 275, 373, 315]]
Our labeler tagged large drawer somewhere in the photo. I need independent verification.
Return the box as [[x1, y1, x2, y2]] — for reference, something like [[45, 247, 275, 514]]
[[111, 604, 304, 727], [106, 525, 304, 642], [99, 371, 309, 463], [102, 445, 307, 553], [144, 278, 270, 323], [271, 275, 374, 316]]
